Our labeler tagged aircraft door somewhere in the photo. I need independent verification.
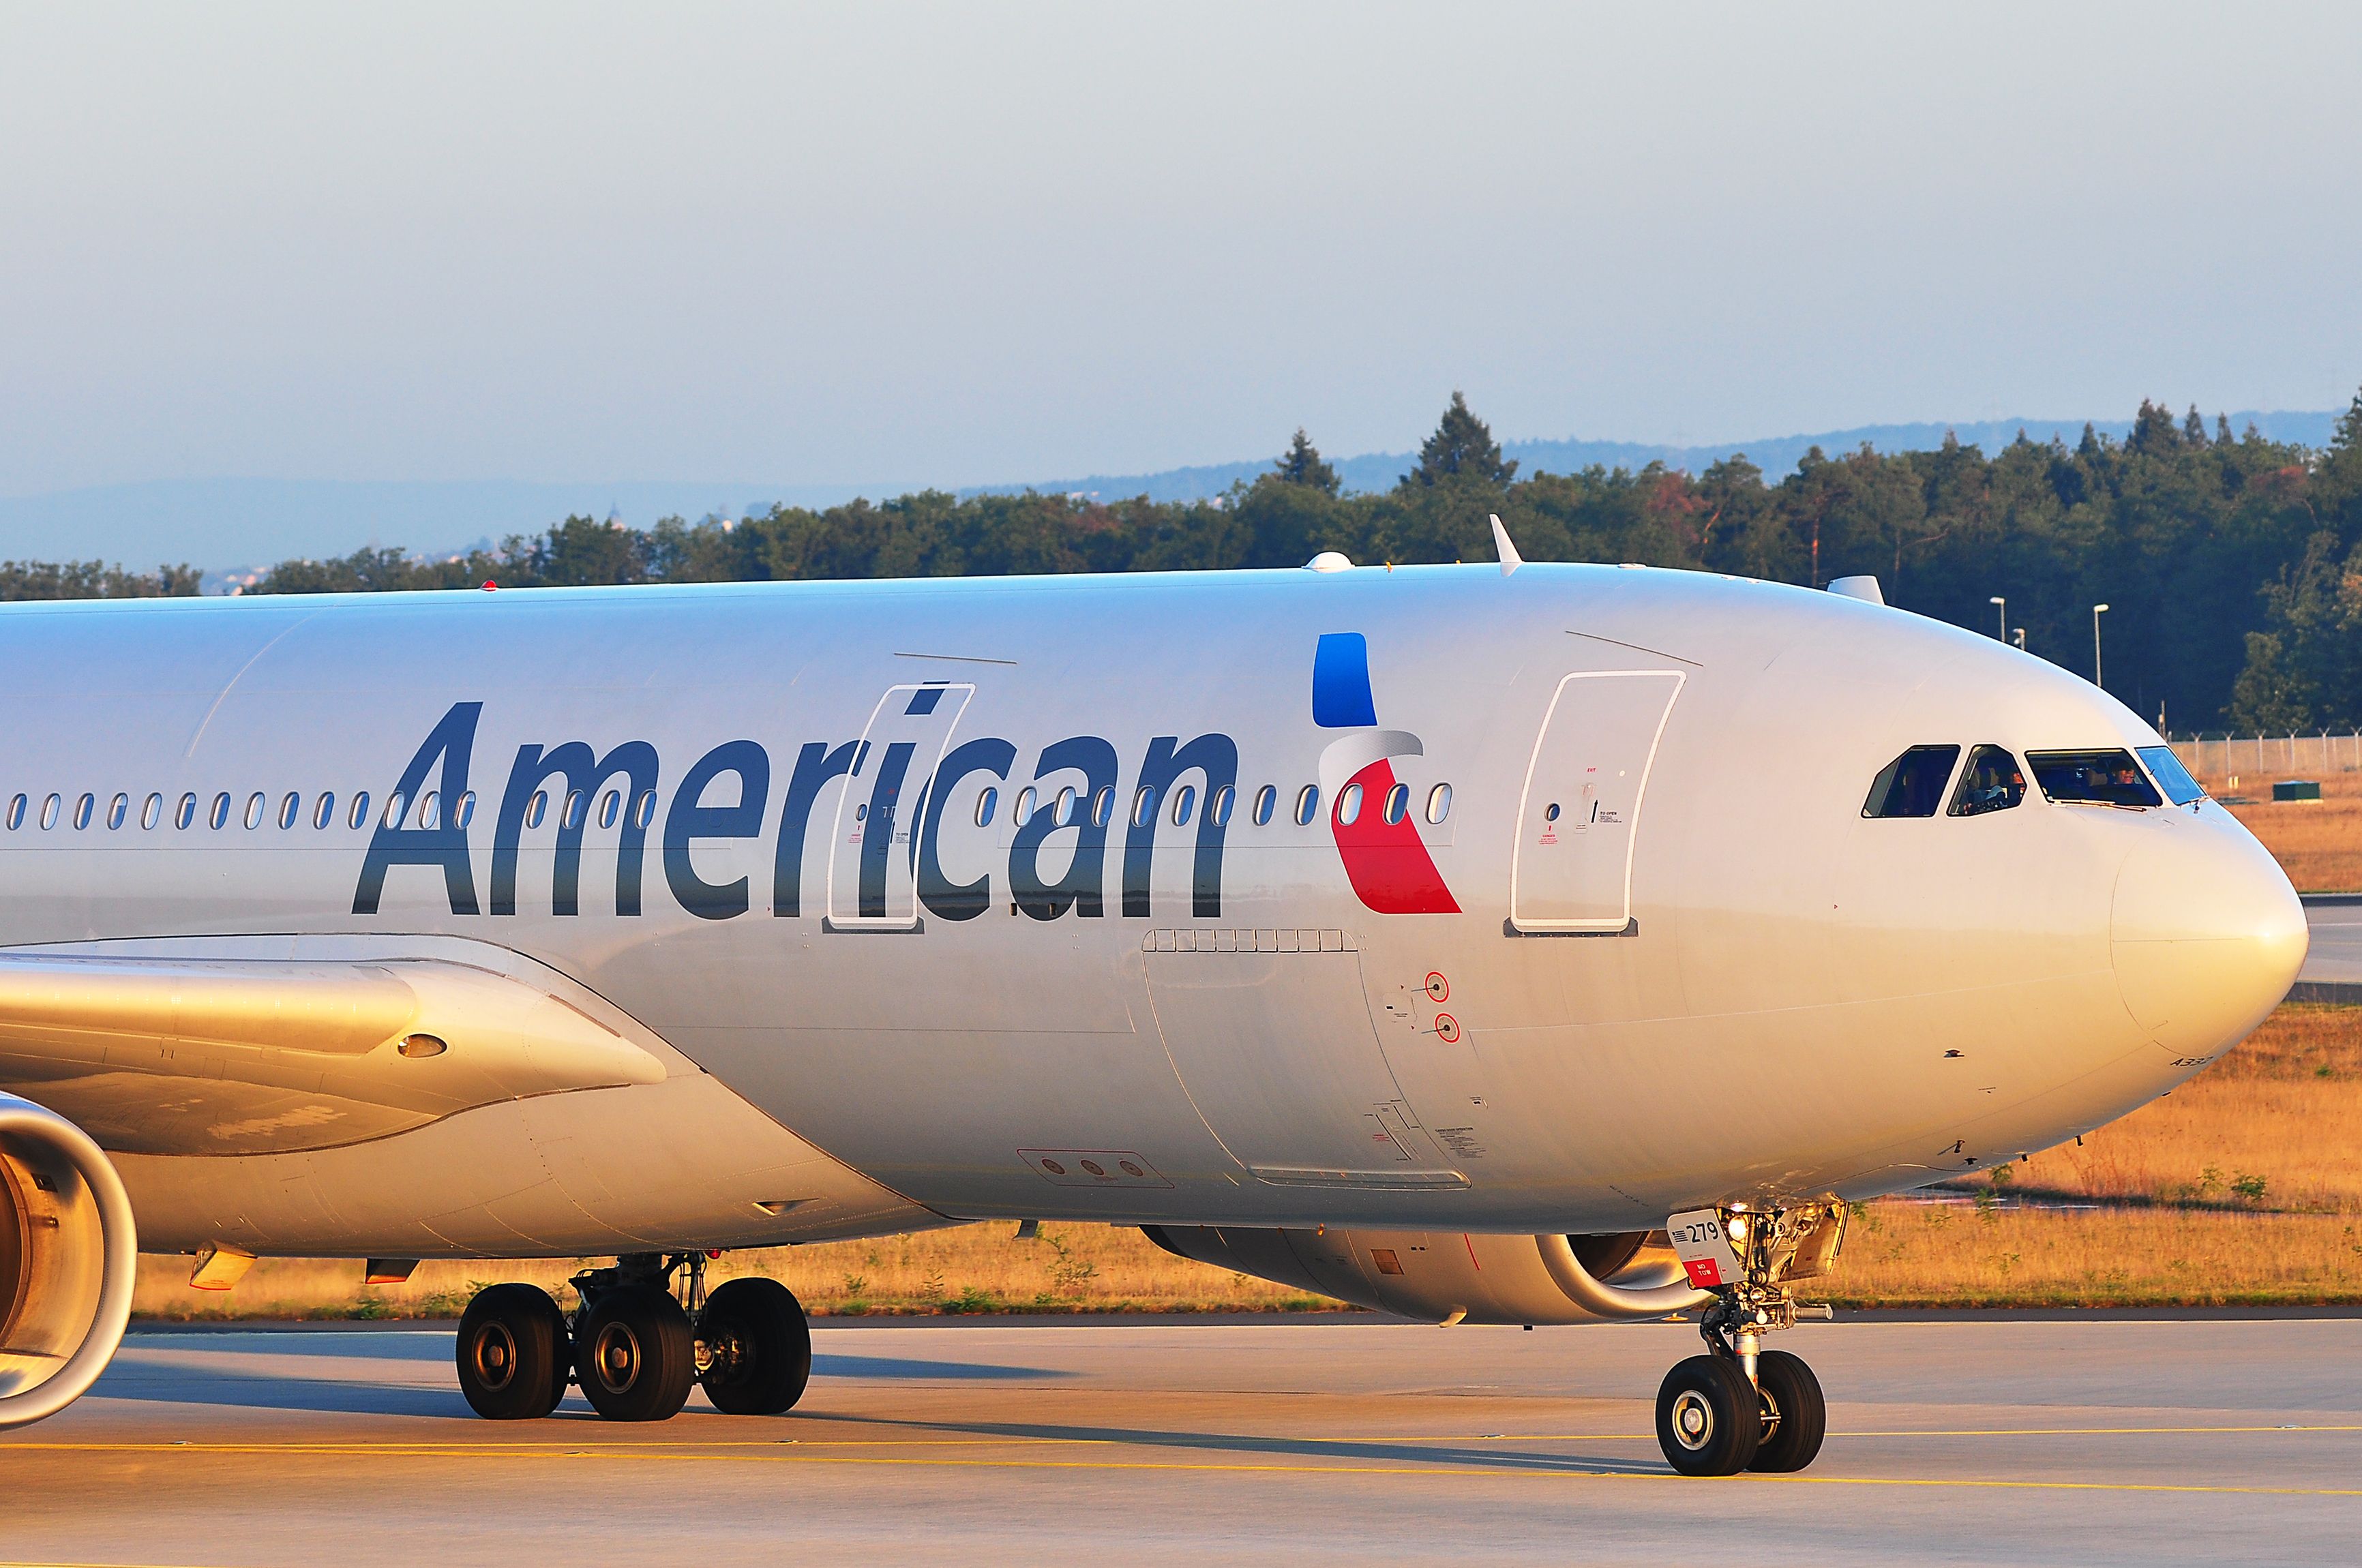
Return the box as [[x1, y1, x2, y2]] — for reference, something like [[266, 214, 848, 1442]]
[[1146, 936, 1464, 1188], [1509, 670, 1684, 933], [826, 681, 975, 931]]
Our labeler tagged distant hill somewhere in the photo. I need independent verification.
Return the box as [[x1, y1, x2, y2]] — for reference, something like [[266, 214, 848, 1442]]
[[0, 410, 2339, 582], [1011, 410, 2344, 504]]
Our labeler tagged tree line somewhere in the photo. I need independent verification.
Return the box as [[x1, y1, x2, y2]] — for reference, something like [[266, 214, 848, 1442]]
[[15, 388, 2362, 731]]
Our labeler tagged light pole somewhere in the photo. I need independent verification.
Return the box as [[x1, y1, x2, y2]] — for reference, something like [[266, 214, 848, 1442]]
[[2093, 603, 2110, 690], [1989, 596, 2007, 639], [2012, 628, 2026, 650]]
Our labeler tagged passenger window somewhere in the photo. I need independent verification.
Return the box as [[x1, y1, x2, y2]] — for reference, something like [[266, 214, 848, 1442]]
[[1294, 785, 1320, 826], [1170, 783, 1196, 826], [1013, 786, 1036, 826], [460, 791, 480, 830], [1132, 787, 1155, 828], [107, 793, 128, 830], [563, 789, 584, 830], [526, 790, 548, 830], [1092, 785, 1114, 828], [143, 793, 162, 830], [419, 791, 440, 830], [177, 792, 196, 830], [278, 791, 300, 829], [349, 791, 371, 829], [243, 791, 265, 830], [1251, 785, 1276, 826], [1948, 747, 2027, 817], [597, 789, 619, 830], [2136, 746, 2206, 806], [1383, 782, 1409, 825], [74, 793, 94, 830], [210, 792, 231, 830], [631, 790, 653, 830], [1426, 783, 1452, 824], [383, 792, 407, 829], [2027, 749, 2164, 809], [312, 792, 334, 830], [1336, 782, 1364, 826], [1209, 785, 1233, 826], [1862, 746, 1961, 819], [1053, 785, 1077, 827], [975, 787, 998, 828], [40, 793, 59, 830], [5, 794, 23, 830]]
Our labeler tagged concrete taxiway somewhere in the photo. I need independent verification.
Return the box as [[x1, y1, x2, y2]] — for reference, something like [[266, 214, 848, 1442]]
[[3, 1314, 2357, 1566]]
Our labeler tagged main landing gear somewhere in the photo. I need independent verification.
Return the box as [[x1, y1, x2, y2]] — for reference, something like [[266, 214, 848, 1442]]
[[1654, 1203, 1842, 1477], [454, 1252, 812, 1422]]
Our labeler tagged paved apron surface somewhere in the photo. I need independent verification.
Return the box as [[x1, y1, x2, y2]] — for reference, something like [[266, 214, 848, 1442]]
[[3, 1316, 2357, 1565]]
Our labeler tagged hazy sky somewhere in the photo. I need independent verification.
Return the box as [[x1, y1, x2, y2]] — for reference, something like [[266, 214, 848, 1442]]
[[3, 3, 2359, 495]]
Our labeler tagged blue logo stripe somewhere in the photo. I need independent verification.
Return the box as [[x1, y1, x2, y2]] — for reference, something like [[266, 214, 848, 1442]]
[[1312, 633, 1377, 729]]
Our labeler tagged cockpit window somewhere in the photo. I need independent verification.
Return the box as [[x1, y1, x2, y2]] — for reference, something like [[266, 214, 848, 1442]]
[[2136, 746, 2206, 806], [1862, 745, 1961, 819], [2026, 749, 2164, 809], [1948, 746, 2026, 817]]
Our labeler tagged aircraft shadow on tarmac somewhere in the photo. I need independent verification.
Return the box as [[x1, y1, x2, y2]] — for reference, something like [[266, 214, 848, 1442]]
[[80, 1346, 1071, 1421], [818, 1411, 1664, 1477]]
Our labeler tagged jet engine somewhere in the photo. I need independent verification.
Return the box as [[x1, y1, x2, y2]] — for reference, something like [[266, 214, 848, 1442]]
[[0, 1091, 138, 1429], [1142, 1224, 1711, 1324]]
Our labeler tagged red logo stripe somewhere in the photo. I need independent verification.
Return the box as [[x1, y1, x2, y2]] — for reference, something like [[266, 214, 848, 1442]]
[[1330, 760, 1460, 914]]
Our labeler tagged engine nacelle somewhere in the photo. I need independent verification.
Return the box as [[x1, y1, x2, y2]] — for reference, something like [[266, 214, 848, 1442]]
[[1143, 1224, 1709, 1325], [0, 1091, 138, 1429]]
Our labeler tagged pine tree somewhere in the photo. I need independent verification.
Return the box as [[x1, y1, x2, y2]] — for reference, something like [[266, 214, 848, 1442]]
[[1274, 428, 1339, 495], [1402, 391, 1517, 489], [2217, 412, 2233, 445], [2183, 404, 2209, 445]]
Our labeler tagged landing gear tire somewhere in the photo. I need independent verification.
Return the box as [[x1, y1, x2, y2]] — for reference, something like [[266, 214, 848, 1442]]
[[455, 1283, 569, 1421], [575, 1284, 696, 1422], [1746, 1349, 1826, 1473], [1656, 1354, 1761, 1476], [698, 1277, 813, 1415]]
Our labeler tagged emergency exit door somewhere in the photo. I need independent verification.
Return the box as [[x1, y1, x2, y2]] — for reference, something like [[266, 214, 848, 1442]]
[[1508, 670, 1685, 933], [826, 680, 974, 930]]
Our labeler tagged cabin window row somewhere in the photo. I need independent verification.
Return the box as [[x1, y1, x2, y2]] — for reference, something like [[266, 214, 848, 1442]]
[[1, 786, 657, 835], [7, 775, 1451, 839], [1862, 744, 2204, 819], [968, 779, 1453, 831]]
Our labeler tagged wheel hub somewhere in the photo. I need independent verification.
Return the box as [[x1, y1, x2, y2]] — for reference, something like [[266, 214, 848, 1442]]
[[1670, 1388, 1714, 1451], [469, 1324, 518, 1392], [593, 1323, 642, 1392]]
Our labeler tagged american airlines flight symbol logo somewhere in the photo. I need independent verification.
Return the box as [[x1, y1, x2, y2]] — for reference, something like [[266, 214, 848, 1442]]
[[1313, 633, 1460, 915]]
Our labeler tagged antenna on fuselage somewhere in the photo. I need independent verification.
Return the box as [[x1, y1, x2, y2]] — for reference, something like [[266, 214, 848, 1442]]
[[1489, 514, 1523, 577]]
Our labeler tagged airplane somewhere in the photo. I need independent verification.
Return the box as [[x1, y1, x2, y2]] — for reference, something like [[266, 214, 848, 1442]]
[[0, 526, 2305, 1476]]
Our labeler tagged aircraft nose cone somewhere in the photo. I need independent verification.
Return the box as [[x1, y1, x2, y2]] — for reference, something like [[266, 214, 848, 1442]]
[[2112, 816, 2307, 1061]]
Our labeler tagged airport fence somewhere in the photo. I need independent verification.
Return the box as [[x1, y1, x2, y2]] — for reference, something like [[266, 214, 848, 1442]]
[[2168, 733, 2362, 780]]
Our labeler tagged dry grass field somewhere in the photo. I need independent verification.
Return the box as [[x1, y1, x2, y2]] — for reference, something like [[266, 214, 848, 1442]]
[[2191, 759, 2362, 891]]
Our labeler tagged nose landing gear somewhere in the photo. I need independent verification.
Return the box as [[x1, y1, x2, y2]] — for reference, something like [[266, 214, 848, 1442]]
[[1654, 1203, 1842, 1476], [452, 1252, 813, 1421]]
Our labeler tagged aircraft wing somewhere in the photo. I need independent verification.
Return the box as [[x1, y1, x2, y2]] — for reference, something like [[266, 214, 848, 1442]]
[[0, 953, 668, 1156]]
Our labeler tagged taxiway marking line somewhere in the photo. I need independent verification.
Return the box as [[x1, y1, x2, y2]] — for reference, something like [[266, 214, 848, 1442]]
[[9, 1444, 2362, 1496]]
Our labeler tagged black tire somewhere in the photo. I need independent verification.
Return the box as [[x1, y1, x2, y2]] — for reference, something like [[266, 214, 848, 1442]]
[[455, 1283, 569, 1421], [698, 1276, 813, 1415], [575, 1284, 696, 1422], [1748, 1349, 1827, 1473], [1656, 1354, 1761, 1476]]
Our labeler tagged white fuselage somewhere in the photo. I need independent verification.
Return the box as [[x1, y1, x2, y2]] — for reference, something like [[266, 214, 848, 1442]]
[[0, 563, 2307, 1258]]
